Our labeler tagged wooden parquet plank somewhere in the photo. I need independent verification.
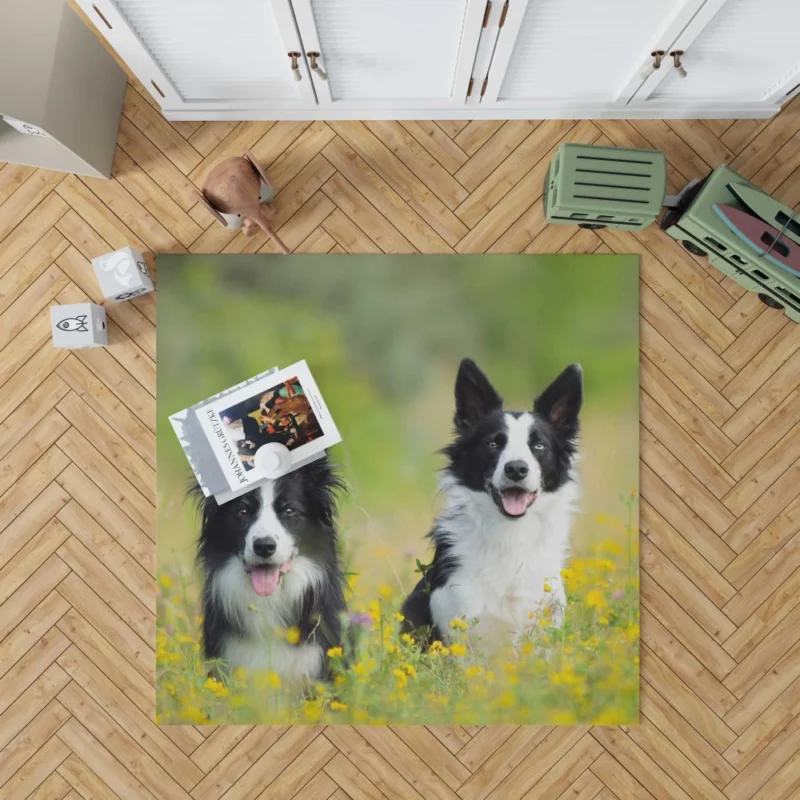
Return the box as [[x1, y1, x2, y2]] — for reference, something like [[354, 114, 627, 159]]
[[0, 192, 68, 277], [401, 121, 469, 174], [364, 120, 469, 210], [55, 534, 154, 642], [641, 609, 737, 716], [2, 68, 800, 800], [121, 85, 202, 176], [0, 163, 37, 207], [639, 681, 737, 790], [56, 571, 154, 682], [0, 681, 70, 765]]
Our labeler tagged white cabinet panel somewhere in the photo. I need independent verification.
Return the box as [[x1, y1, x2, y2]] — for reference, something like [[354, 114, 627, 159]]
[[76, 0, 794, 118], [647, 0, 800, 103], [491, 0, 698, 104], [77, 0, 314, 109], [292, 0, 485, 106]]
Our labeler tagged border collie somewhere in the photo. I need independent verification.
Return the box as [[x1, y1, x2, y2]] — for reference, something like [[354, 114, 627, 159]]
[[192, 458, 346, 680], [401, 358, 582, 651]]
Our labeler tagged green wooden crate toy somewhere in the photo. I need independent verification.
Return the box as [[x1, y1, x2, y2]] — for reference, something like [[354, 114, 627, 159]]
[[544, 142, 800, 322], [543, 143, 667, 231]]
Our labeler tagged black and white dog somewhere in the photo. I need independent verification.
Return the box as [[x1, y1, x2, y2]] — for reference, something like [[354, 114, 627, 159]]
[[192, 458, 347, 680], [402, 358, 582, 650]]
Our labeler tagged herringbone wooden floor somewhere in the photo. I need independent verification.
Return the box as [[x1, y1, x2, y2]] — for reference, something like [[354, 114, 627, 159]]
[[2, 70, 800, 799]]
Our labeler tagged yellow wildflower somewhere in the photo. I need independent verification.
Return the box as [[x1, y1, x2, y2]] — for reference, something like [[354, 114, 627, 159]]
[[159, 575, 172, 589], [327, 646, 343, 658], [393, 668, 408, 688], [330, 700, 348, 711], [426, 693, 448, 706], [304, 700, 323, 722], [585, 589, 604, 609], [543, 583, 552, 592], [286, 627, 301, 644], [266, 671, 281, 689], [429, 640, 450, 656], [401, 633, 415, 645], [386, 643, 397, 654], [497, 691, 515, 709], [394, 611, 405, 622], [378, 584, 393, 600], [178, 634, 193, 643], [465, 665, 483, 679], [401, 662, 417, 677], [180, 705, 207, 724], [449, 617, 468, 631], [203, 676, 228, 697], [449, 642, 467, 658]]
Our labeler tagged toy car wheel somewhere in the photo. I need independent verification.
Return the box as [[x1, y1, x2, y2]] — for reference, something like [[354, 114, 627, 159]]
[[578, 223, 606, 230], [682, 240, 707, 257], [758, 293, 784, 310]]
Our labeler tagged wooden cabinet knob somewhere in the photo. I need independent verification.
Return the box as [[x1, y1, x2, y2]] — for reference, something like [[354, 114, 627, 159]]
[[288, 52, 302, 81], [640, 51, 665, 81], [307, 52, 327, 81], [670, 50, 687, 79]]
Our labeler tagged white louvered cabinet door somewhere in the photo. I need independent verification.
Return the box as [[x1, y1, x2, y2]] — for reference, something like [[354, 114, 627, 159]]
[[632, 0, 800, 108], [480, 0, 707, 110], [75, 0, 316, 112], [289, 0, 487, 108]]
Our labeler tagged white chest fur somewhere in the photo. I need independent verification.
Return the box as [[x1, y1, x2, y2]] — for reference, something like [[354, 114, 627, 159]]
[[430, 480, 577, 648], [211, 555, 325, 679]]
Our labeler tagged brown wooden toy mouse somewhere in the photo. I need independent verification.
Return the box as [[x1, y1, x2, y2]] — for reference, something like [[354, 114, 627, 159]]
[[197, 149, 289, 254]]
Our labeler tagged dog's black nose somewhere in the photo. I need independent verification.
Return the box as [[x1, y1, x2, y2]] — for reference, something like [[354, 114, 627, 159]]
[[252, 537, 277, 558], [504, 460, 529, 482]]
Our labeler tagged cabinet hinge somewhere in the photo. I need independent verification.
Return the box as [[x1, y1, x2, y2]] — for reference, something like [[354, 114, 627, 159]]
[[482, 0, 492, 27], [480, 77, 488, 97], [498, 0, 509, 27], [467, 77, 474, 97]]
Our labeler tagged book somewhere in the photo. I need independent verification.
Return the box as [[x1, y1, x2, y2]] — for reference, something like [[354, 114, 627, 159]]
[[170, 360, 342, 504]]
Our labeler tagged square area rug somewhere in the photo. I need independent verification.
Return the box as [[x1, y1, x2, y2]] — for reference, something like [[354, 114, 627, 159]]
[[156, 254, 640, 725]]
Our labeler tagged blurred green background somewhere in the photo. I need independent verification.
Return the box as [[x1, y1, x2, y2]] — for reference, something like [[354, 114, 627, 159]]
[[157, 255, 639, 595]]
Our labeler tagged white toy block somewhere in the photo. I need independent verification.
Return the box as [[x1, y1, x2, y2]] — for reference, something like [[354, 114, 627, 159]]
[[50, 303, 108, 349], [91, 246, 154, 302]]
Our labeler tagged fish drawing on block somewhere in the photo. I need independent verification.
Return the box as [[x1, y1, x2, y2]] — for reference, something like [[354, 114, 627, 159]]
[[712, 204, 800, 277], [57, 315, 89, 332]]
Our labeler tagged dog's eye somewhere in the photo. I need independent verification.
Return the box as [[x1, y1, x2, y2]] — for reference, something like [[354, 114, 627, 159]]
[[236, 506, 249, 517], [488, 441, 498, 450], [534, 443, 547, 451], [281, 506, 296, 517]]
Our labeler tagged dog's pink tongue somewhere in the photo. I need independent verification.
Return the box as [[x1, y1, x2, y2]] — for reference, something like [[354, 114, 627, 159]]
[[502, 490, 532, 516], [250, 566, 281, 597]]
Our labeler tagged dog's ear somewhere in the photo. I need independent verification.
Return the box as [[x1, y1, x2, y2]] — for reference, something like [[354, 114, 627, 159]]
[[454, 358, 503, 431], [534, 364, 582, 434]]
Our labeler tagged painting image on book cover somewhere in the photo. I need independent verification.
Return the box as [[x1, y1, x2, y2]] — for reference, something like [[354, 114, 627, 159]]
[[220, 376, 322, 470], [194, 360, 341, 491]]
